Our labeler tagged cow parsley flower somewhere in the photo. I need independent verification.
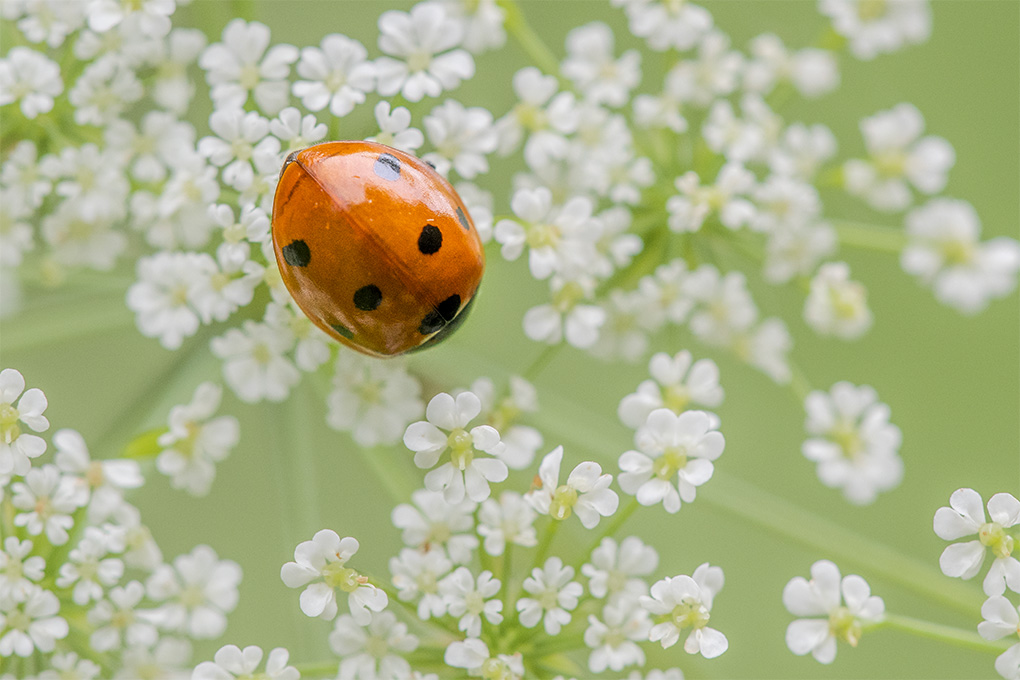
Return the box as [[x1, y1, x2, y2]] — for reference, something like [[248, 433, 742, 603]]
[[820, 0, 932, 60], [641, 564, 727, 657], [0, 47, 63, 118], [526, 445, 619, 529], [389, 546, 452, 620], [667, 164, 756, 233], [0, 368, 49, 476], [934, 488, 1020, 596], [422, 99, 498, 179], [391, 489, 478, 564], [803, 262, 873, 340], [366, 101, 424, 152], [783, 560, 885, 663], [439, 567, 503, 636], [582, 536, 658, 600], [156, 382, 240, 496], [0, 584, 69, 657], [375, 3, 475, 102], [146, 545, 241, 639], [802, 382, 903, 504], [329, 611, 418, 680], [12, 464, 87, 545], [281, 531, 385, 624], [585, 597, 651, 672], [193, 644, 299, 680], [618, 409, 724, 514], [211, 317, 300, 403], [618, 351, 723, 429], [978, 596, 1020, 680], [613, 0, 713, 52], [199, 19, 298, 114], [293, 34, 375, 116], [403, 391, 507, 504], [477, 491, 538, 556], [0, 537, 45, 601], [516, 556, 583, 635]]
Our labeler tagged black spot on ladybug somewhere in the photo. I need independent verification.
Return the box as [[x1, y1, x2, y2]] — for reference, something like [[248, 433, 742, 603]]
[[282, 240, 311, 267], [374, 153, 401, 181], [353, 284, 382, 311], [408, 292, 477, 353], [330, 322, 354, 339], [418, 224, 442, 255], [420, 294, 462, 334], [456, 207, 470, 231]]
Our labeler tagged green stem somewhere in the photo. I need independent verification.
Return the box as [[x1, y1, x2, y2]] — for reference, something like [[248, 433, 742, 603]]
[[879, 613, 1011, 653], [522, 345, 561, 382], [532, 518, 561, 571], [787, 359, 814, 404], [832, 220, 908, 254], [498, 0, 567, 86], [293, 662, 339, 677], [1, 294, 135, 353], [287, 386, 325, 536]]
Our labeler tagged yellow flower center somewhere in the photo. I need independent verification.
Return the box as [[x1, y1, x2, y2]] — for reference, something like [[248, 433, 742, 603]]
[[549, 484, 578, 520], [670, 599, 710, 630], [653, 446, 688, 480], [828, 605, 862, 646], [980, 522, 1015, 560]]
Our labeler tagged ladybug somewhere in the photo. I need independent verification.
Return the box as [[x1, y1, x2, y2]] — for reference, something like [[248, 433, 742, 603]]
[[271, 141, 484, 357]]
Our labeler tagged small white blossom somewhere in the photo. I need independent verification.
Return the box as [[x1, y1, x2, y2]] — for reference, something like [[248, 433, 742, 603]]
[[641, 564, 727, 657], [934, 488, 1020, 596], [156, 382, 240, 496], [802, 382, 903, 504], [803, 262, 872, 340], [211, 318, 300, 404], [902, 198, 1020, 314], [526, 445, 619, 529], [978, 596, 1020, 680], [69, 57, 143, 126], [126, 252, 209, 350], [0, 584, 69, 657], [391, 489, 478, 564], [477, 491, 538, 556], [439, 567, 503, 636], [422, 99, 497, 179], [619, 351, 723, 429], [12, 464, 88, 545], [667, 164, 755, 233], [516, 556, 583, 635], [389, 547, 452, 620], [585, 598, 651, 672], [744, 33, 839, 98], [403, 391, 507, 504], [293, 33, 375, 116], [524, 275, 606, 349], [88, 580, 157, 651], [0, 47, 62, 118], [0, 537, 45, 601], [56, 526, 125, 606], [0, 368, 48, 475], [445, 638, 523, 679], [375, 3, 475, 102], [199, 19, 298, 114], [366, 101, 424, 152], [613, 0, 713, 52], [146, 545, 242, 638], [281, 530, 385, 624], [783, 560, 885, 663], [328, 352, 423, 448], [562, 22, 641, 108], [820, 0, 931, 60], [582, 536, 658, 600]]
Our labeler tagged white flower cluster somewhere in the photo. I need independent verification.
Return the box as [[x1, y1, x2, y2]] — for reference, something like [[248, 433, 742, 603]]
[[273, 389, 731, 679], [0, 368, 242, 675]]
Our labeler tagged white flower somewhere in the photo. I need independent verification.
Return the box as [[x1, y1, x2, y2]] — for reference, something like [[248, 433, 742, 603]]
[[582, 536, 658, 600], [618, 410, 723, 514], [0, 537, 45, 601], [783, 560, 884, 663], [769, 122, 838, 180], [198, 107, 272, 191], [438, 0, 506, 54], [0, 47, 62, 118], [389, 546, 452, 620], [150, 28, 208, 114], [803, 262, 873, 340], [375, 3, 475, 102], [934, 488, 1020, 596], [667, 164, 755, 233], [562, 22, 641, 108], [69, 57, 143, 126], [329, 611, 418, 680], [87, 580, 157, 651], [211, 318, 300, 404], [744, 33, 839, 98], [820, 0, 931, 60], [0, 367, 48, 475], [126, 252, 208, 350], [439, 567, 503, 636], [391, 489, 478, 564], [495, 66, 578, 157], [12, 465, 88, 545], [685, 266, 757, 346], [366, 101, 424, 152], [422, 99, 497, 179], [13, 1, 86, 48], [327, 352, 423, 448], [619, 351, 723, 429], [281, 530, 385, 624], [293, 33, 375, 116], [403, 391, 507, 504], [614, 0, 713, 51], [588, 290, 652, 363], [269, 107, 328, 152], [763, 221, 837, 285], [636, 260, 695, 328], [156, 382, 240, 496], [116, 637, 192, 680], [802, 382, 903, 504], [38, 652, 101, 680], [495, 187, 602, 280], [54, 428, 141, 524], [641, 564, 727, 657], [477, 491, 538, 556], [749, 174, 822, 234], [585, 598, 651, 672], [516, 556, 583, 635], [524, 276, 606, 349], [193, 644, 299, 680], [146, 545, 242, 638], [737, 317, 793, 384], [56, 526, 124, 605], [902, 198, 1020, 314], [199, 19, 298, 114], [0, 584, 68, 657], [527, 445, 619, 529], [978, 596, 1020, 680], [844, 103, 954, 211], [665, 30, 742, 107], [466, 376, 542, 470]]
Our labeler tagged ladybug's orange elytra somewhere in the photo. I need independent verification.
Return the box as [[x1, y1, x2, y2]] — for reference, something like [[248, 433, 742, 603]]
[[270, 141, 485, 357]]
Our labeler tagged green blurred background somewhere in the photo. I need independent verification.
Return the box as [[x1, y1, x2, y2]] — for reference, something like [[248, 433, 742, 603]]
[[2, 1, 1018, 677]]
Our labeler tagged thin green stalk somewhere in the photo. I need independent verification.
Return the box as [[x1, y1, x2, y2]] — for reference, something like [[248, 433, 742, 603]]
[[501, 544, 514, 624], [787, 359, 814, 404], [293, 661, 338, 678], [880, 613, 1011, 653], [287, 386, 325, 537], [1, 295, 135, 354], [523, 345, 562, 382], [832, 220, 908, 254], [532, 518, 561, 570]]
